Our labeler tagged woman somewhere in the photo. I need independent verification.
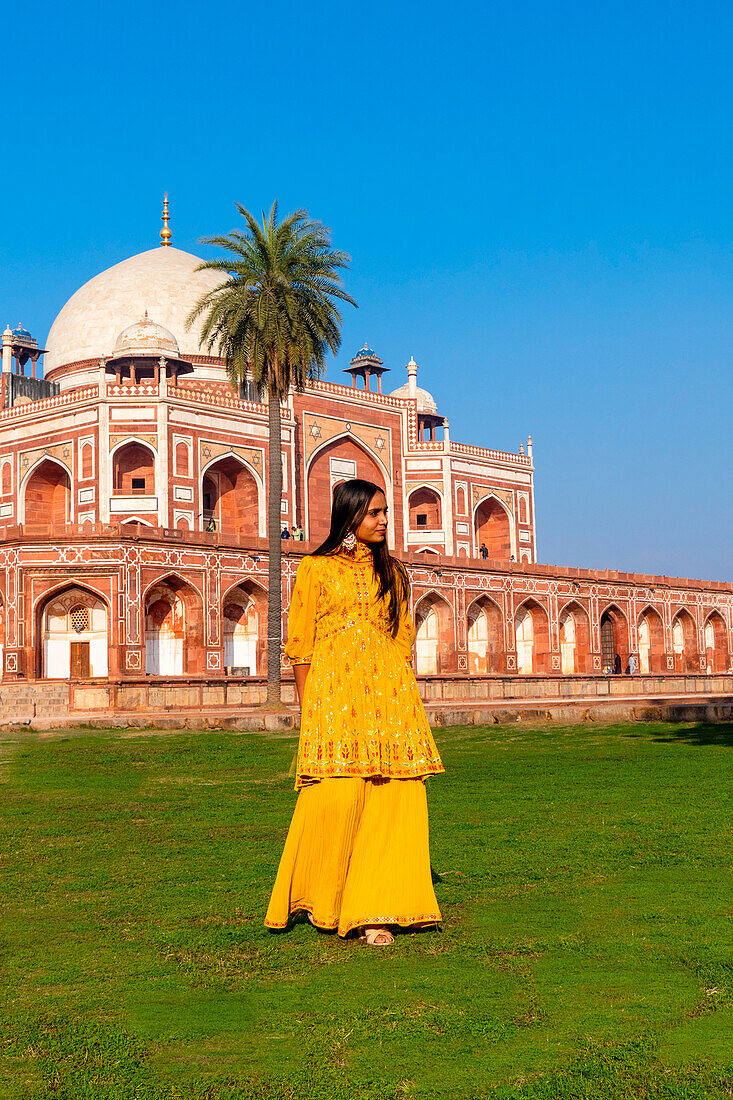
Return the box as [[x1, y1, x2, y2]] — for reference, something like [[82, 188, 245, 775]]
[[265, 479, 444, 946]]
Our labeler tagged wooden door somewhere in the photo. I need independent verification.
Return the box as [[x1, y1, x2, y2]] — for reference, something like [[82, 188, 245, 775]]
[[70, 641, 90, 678]]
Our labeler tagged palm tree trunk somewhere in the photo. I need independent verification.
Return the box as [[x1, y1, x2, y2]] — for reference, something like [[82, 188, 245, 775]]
[[266, 381, 283, 705]]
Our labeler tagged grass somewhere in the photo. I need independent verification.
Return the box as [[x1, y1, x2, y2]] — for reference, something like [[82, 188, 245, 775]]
[[1, 720, 733, 1098]]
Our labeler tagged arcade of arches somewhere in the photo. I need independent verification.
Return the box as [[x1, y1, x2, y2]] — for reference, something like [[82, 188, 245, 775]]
[[26, 577, 269, 681], [5, 569, 732, 681]]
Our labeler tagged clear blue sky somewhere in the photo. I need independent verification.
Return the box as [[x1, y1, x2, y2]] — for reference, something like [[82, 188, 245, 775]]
[[3, 0, 732, 581]]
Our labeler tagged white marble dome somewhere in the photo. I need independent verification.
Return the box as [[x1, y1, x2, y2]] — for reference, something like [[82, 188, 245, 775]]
[[113, 315, 180, 360], [44, 246, 226, 376], [389, 381, 438, 414]]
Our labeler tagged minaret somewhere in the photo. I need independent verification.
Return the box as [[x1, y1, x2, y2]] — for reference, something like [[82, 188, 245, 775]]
[[1, 326, 12, 409], [160, 193, 172, 247], [406, 356, 418, 401], [2, 326, 12, 376]]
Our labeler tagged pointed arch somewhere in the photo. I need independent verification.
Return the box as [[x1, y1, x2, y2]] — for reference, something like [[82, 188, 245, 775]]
[[557, 599, 592, 673], [175, 440, 191, 477], [81, 442, 94, 480], [20, 456, 72, 527], [36, 583, 110, 679], [408, 484, 443, 531], [599, 603, 629, 672], [1, 459, 11, 496], [221, 579, 267, 675], [200, 452, 262, 537], [514, 597, 550, 674], [111, 439, 156, 495], [109, 434, 158, 460], [305, 433, 391, 545], [141, 571, 205, 606], [306, 430, 392, 487], [637, 605, 665, 674], [414, 591, 455, 675], [671, 607, 698, 672], [466, 593, 505, 672], [143, 573, 204, 675], [473, 493, 514, 561], [703, 610, 729, 673]]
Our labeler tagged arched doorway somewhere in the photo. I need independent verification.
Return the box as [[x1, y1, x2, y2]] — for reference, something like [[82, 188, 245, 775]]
[[560, 612, 575, 674], [112, 442, 155, 495], [514, 599, 550, 674], [144, 577, 203, 676], [0, 596, 5, 676], [637, 608, 664, 674], [703, 612, 728, 673], [306, 437, 386, 544], [40, 587, 108, 678], [600, 605, 629, 672], [466, 596, 504, 672], [408, 487, 442, 531], [474, 497, 512, 561], [414, 594, 454, 675], [23, 459, 71, 528], [222, 583, 265, 674], [672, 609, 698, 672], [558, 602, 592, 674], [201, 456, 259, 535]]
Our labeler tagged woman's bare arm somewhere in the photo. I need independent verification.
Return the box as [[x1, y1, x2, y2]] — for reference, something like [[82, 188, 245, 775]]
[[293, 663, 311, 708]]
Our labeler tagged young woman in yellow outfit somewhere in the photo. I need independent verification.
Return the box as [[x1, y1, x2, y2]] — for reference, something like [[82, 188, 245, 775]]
[[265, 479, 444, 946]]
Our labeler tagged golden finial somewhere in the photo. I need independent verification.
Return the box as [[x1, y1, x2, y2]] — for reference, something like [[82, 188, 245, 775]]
[[160, 193, 172, 246]]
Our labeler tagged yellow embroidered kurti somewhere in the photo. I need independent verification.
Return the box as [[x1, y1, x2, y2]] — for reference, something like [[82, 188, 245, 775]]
[[284, 544, 444, 788]]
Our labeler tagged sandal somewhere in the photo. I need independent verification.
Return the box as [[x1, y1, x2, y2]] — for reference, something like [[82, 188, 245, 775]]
[[361, 926, 394, 947]]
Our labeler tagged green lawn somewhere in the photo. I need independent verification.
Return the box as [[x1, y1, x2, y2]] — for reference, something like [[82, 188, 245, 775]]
[[2, 720, 733, 1099]]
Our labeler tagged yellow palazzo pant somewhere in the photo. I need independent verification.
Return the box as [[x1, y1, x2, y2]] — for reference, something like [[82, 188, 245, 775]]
[[265, 777, 442, 937]]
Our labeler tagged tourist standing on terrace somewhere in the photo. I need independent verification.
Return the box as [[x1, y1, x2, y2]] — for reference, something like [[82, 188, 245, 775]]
[[265, 479, 444, 946]]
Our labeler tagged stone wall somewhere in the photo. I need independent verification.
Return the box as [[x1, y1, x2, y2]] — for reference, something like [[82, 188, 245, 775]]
[[1, 673, 731, 730]]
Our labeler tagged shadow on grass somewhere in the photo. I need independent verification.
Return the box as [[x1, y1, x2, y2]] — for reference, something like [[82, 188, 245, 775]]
[[626, 721, 733, 747]]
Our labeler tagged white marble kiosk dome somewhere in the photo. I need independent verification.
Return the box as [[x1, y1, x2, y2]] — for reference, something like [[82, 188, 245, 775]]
[[44, 246, 227, 388]]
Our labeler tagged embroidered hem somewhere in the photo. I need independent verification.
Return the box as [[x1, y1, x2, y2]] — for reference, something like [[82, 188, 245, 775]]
[[265, 904, 442, 937], [339, 913, 442, 936], [295, 761, 444, 789]]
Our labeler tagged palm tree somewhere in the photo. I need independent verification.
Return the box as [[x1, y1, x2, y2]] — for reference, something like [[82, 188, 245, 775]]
[[188, 203, 355, 704]]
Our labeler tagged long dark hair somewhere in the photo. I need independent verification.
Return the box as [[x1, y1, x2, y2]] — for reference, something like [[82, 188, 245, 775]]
[[313, 478, 409, 637]]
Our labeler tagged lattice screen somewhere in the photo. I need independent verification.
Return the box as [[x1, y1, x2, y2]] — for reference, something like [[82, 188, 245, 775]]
[[70, 606, 89, 633]]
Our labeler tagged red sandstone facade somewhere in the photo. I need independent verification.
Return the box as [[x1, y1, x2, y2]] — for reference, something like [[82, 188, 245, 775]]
[[0, 241, 730, 686]]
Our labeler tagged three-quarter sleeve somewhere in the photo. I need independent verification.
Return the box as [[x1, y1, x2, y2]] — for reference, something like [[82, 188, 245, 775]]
[[284, 556, 319, 665], [394, 596, 416, 665]]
